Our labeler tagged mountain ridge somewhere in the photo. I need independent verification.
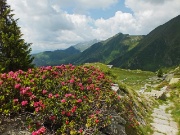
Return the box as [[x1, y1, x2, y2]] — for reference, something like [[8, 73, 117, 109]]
[[110, 14, 180, 71], [33, 15, 180, 71]]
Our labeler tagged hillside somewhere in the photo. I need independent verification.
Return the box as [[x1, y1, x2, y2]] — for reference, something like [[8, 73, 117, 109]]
[[73, 39, 99, 52], [33, 15, 180, 71], [32, 46, 80, 67], [71, 33, 143, 64], [110, 15, 180, 71]]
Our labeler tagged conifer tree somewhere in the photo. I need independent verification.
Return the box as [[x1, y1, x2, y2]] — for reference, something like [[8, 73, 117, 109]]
[[0, 0, 34, 72]]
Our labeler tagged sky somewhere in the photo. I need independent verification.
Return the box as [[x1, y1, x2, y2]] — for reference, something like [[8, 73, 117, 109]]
[[6, 0, 180, 53]]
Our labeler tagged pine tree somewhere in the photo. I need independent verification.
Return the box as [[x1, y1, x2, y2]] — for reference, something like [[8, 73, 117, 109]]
[[0, 0, 34, 72]]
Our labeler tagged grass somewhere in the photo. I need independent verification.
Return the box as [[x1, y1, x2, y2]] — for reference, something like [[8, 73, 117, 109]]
[[84, 62, 156, 90], [84, 63, 159, 134], [169, 82, 180, 135], [85, 63, 180, 135], [110, 68, 155, 90]]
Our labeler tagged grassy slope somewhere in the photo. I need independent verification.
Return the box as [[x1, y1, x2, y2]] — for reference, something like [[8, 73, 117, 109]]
[[110, 15, 180, 71], [33, 46, 80, 67], [73, 33, 143, 65], [85, 63, 156, 134], [169, 66, 180, 134]]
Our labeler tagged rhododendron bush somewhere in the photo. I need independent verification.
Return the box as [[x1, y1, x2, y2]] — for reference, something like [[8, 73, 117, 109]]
[[0, 64, 122, 134]]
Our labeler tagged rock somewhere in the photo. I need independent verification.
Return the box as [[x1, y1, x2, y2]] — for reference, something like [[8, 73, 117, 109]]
[[98, 115, 127, 135], [107, 65, 113, 68], [165, 74, 174, 81], [160, 86, 168, 91], [2, 130, 30, 135], [111, 84, 119, 92], [169, 78, 180, 85]]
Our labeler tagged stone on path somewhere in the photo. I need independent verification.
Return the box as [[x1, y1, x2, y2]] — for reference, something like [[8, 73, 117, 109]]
[[150, 102, 178, 135]]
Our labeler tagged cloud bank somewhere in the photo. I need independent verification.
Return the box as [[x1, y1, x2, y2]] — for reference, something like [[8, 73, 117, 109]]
[[7, 0, 180, 53]]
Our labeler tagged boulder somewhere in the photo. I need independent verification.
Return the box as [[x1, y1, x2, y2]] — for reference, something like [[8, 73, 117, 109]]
[[98, 113, 127, 135]]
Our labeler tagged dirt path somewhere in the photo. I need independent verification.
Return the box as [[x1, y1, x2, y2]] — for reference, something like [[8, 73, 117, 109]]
[[150, 102, 178, 135]]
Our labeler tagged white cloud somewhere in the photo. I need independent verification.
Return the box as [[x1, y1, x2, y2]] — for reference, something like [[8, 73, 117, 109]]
[[125, 0, 180, 33], [6, 0, 180, 53]]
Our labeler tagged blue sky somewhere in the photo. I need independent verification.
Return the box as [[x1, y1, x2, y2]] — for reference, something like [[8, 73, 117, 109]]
[[6, 0, 180, 53], [63, 0, 132, 19]]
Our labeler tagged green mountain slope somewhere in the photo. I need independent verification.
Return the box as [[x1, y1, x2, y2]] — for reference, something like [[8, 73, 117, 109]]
[[110, 15, 180, 71], [71, 33, 143, 65], [73, 39, 99, 52], [32, 46, 80, 66]]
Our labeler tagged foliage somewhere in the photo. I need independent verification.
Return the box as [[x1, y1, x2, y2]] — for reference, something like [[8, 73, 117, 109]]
[[0, 0, 34, 72], [0, 64, 130, 134], [33, 34, 142, 67], [157, 69, 163, 77], [33, 46, 80, 67], [169, 81, 180, 135]]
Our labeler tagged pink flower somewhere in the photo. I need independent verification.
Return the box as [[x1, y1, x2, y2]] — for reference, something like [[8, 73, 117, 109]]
[[69, 79, 74, 83], [80, 86, 84, 90], [78, 83, 83, 87], [66, 112, 71, 116], [33, 102, 39, 107], [35, 107, 40, 112], [42, 90, 47, 94], [13, 99, 18, 103], [61, 99, 66, 103], [1, 73, 7, 78], [30, 94, 36, 100], [15, 84, 21, 89], [16, 78, 20, 82], [66, 120, 69, 125], [32, 131, 38, 135], [61, 111, 66, 115], [96, 110, 100, 114], [76, 99, 82, 103], [48, 93, 53, 98], [42, 75, 46, 79], [55, 94, 59, 98], [95, 119, 99, 124], [95, 87, 100, 91], [21, 100, 28, 106], [65, 93, 72, 98], [30, 79, 34, 83], [86, 86, 90, 90], [49, 115, 56, 121], [20, 88, 27, 95], [79, 129, 83, 133], [61, 82, 65, 85], [25, 87, 30, 91], [32, 127, 46, 135], [71, 106, 77, 113]]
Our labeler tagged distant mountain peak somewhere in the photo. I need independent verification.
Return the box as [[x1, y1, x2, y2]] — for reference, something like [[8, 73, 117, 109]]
[[73, 39, 100, 52]]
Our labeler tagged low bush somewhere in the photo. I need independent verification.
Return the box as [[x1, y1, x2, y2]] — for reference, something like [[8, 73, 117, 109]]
[[0, 64, 123, 134]]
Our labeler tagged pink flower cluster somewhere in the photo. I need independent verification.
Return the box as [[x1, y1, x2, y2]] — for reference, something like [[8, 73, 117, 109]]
[[32, 126, 46, 135], [33, 100, 45, 112], [0, 64, 121, 134]]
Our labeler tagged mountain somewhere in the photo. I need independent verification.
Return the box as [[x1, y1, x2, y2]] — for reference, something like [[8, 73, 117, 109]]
[[71, 33, 143, 65], [32, 46, 80, 67], [33, 15, 180, 71], [110, 15, 180, 71], [73, 39, 100, 52]]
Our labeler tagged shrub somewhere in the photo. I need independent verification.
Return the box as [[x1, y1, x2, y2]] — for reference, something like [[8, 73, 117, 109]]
[[157, 69, 163, 77], [0, 64, 123, 134]]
